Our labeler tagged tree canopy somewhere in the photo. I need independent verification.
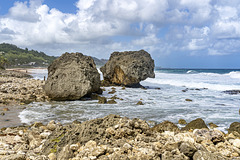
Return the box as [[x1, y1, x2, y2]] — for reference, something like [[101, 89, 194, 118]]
[[0, 43, 56, 67]]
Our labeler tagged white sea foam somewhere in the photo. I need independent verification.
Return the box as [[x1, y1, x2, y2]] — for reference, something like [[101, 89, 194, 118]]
[[19, 69, 240, 133], [227, 71, 240, 79], [144, 71, 240, 91], [186, 70, 198, 74]]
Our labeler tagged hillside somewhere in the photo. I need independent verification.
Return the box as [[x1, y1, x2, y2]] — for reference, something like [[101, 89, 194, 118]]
[[0, 43, 107, 68], [0, 43, 56, 67], [92, 57, 108, 66]]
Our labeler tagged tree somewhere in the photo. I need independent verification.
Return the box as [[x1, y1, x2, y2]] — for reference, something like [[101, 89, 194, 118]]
[[0, 56, 9, 69]]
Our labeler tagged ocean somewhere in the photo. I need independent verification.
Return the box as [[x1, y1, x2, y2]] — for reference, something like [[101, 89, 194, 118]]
[[19, 68, 240, 132]]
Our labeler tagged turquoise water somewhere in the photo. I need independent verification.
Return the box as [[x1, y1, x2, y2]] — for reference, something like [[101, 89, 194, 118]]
[[19, 68, 240, 132]]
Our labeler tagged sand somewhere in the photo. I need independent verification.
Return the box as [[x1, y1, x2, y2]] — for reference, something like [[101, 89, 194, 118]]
[[0, 105, 26, 128]]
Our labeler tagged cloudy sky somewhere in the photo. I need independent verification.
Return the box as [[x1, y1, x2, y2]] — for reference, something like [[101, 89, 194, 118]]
[[0, 0, 240, 68]]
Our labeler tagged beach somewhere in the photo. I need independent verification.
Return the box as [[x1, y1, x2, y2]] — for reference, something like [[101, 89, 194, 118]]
[[1, 68, 240, 159]]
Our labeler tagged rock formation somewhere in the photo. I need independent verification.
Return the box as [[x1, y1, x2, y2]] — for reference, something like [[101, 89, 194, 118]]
[[0, 114, 239, 159], [182, 118, 208, 131], [0, 77, 48, 106], [44, 52, 101, 100], [100, 50, 155, 87]]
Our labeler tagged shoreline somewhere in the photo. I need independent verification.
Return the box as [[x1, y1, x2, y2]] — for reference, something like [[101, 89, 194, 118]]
[[1, 69, 240, 159], [0, 70, 49, 129], [0, 105, 26, 128], [6, 67, 47, 74]]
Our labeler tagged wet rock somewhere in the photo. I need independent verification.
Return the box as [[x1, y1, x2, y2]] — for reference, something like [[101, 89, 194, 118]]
[[228, 122, 240, 136], [32, 122, 44, 128], [185, 99, 193, 102], [108, 90, 116, 94], [107, 99, 117, 104], [182, 118, 208, 131], [2, 108, 9, 111], [151, 121, 180, 133], [223, 90, 240, 95], [136, 101, 144, 105], [44, 52, 101, 100], [179, 119, 187, 125], [110, 95, 119, 100], [90, 93, 99, 100], [208, 122, 218, 129], [98, 96, 107, 104], [100, 50, 155, 87]]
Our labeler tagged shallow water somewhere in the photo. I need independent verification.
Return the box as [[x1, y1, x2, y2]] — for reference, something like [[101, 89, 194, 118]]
[[19, 69, 240, 132]]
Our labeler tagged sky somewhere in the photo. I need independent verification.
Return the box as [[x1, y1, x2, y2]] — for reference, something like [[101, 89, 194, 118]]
[[0, 0, 240, 68]]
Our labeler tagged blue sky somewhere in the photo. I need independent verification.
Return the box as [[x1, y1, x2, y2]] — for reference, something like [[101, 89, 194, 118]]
[[0, 0, 240, 68]]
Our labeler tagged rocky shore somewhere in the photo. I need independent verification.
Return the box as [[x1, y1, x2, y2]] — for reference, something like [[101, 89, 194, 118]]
[[1, 51, 240, 159], [0, 114, 240, 160], [1, 73, 240, 159], [0, 69, 49, 128], [0, 76, 48, 106]]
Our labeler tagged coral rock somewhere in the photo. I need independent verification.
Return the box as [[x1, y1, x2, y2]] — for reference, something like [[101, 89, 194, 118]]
[[44, 52, 101, 100], [100, 50, 155, 87]]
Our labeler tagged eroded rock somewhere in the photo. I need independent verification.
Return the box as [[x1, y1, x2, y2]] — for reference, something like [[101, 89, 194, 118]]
[[44, 52, 101, 100], [100, 50, 155, 87]]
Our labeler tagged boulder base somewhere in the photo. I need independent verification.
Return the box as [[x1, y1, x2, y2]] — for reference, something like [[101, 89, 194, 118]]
[[100, 50, 155, 87], [44, 52, 101, 100]]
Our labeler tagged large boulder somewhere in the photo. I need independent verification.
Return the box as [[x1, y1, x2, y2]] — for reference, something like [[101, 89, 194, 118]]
[[100, 50, 155, 87], [44, 52, 101, 100]]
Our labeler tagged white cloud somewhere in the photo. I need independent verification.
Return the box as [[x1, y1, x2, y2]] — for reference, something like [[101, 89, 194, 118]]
[[8, 0, 41, 22], [76, 0, 96, 10], [216, 6, 238, 20], [0, 0, 240, 59], [208, 49, 226, 56], [132, 34, 160, 46]]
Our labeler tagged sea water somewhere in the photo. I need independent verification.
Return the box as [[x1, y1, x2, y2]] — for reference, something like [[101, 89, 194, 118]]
[[19, 68, 240, 132]]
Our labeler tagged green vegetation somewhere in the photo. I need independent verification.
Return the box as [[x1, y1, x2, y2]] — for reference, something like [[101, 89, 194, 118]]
[[0, 55, 8, 69], [0, 43, 107, 68], [0, 43, 56, 68]]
